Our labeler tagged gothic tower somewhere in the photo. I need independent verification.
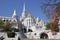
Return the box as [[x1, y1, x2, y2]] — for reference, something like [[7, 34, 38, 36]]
[[22, 3, 26, 19]]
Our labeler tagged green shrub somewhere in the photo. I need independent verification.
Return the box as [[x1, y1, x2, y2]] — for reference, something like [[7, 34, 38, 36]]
[[6, 31, 15, 38], [46, 23, 50, 30], [12, 28, 19, 32]]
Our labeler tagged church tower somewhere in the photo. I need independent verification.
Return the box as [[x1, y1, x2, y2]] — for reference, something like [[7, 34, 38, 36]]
[[12, 10, 18, 20], [22, 3, 26, 19]]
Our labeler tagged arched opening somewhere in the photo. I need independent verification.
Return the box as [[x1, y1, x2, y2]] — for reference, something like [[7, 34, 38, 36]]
[[18, 37, 21, 40], [40, 33, 48, 39], [28, 29, 33, 32], [22, 28, 27, 33], [3, 20, 5, 22]]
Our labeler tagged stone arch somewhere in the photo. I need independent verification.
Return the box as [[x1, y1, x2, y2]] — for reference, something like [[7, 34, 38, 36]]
[[28, 29, 33, 32], [40, 32, 48, 39]]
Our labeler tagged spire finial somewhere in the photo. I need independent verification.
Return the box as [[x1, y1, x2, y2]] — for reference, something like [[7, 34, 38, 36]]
[[23, 2, 25, 11], [13, 10, 16, 15], [21, 3, 26, 19]]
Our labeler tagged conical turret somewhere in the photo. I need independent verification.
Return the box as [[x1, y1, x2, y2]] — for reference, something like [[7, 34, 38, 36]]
[[12, 10, 18, 20], [36, 17, 39, 22]]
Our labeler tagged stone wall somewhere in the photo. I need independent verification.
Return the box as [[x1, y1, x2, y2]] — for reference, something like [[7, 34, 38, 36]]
[[3, 38, 60, 40]]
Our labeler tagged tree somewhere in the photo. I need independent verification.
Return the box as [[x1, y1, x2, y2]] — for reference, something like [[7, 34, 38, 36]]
[[0, 19, 4, 29], [46, 23, 50, 30], [3, 20, 16, 38], [41, 0, 60, 19], [41, 0, 60, 32], [50, 17, 59, 32], [4, 20, 12, 32], [7, 31, 15, 38]]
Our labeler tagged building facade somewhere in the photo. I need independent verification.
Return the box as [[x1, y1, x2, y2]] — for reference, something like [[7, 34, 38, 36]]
[[0, 3, 60, 39], [19, 3, 60, 39], [19, 3, 48, 39], [0, 10, 18, 29]]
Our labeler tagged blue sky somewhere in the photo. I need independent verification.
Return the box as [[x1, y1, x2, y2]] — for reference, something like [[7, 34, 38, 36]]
[[0, 0, 48, 23]]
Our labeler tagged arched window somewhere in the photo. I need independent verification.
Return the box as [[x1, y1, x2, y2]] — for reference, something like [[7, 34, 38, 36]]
[[14, 20, 15, 22], [3, 20, 5, 22], [40, 33, 48, 39], [28, 29, 33, 32]]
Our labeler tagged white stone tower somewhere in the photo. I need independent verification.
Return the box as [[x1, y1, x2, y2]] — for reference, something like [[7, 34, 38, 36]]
[[22, 3, 26, 19]]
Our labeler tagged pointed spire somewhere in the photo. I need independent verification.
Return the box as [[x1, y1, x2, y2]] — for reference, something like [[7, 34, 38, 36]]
[[36, 17, 39, 23], [36, 17, 39, 21], [27, 12, 32, 17], [13, 10, 17, 16], [22, 3, 26, 19], [12, 9, 17, 18], [23, 2, 25, 12]]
